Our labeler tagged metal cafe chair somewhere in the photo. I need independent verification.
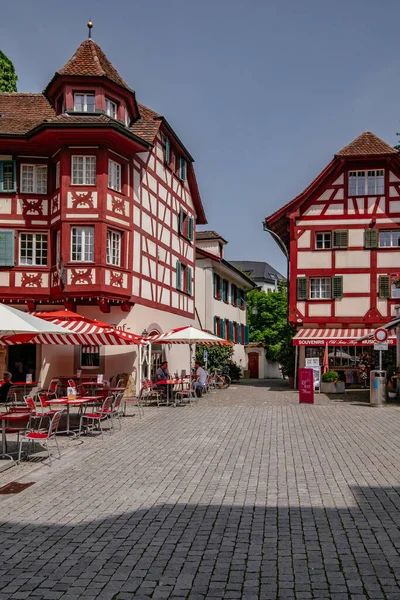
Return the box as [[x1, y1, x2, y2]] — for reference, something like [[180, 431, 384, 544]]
[[18, 411, 62, 465], [78, 396, 114, 438]]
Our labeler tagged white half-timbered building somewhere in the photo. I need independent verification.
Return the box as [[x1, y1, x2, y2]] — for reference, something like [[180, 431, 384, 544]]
[[266, 131, 400, 386]]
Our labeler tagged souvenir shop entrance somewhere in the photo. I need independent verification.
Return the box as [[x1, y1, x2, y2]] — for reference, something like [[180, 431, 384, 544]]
[[294, 328, 397, 389]]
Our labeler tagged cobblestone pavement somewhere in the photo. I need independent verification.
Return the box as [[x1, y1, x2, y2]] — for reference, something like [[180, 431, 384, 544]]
[[1, 380, 400, 599]]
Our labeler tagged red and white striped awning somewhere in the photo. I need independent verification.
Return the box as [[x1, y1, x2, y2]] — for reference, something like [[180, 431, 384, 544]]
[[0, 310, 143, 346], [293, 328, 396, 346], [146, 325, 232, 346]]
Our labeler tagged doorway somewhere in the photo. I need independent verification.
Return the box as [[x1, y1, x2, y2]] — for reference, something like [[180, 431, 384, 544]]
[[248, 352, 259, 378], [8, 344, 37, 383]]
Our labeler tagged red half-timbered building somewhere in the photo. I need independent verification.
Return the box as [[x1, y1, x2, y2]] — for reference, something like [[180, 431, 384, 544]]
[[0, 35, 206, 382], [266, 131, 400, 385]]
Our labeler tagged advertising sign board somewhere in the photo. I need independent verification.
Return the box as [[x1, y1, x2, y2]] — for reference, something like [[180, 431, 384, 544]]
[[299, 368, 315, 404]]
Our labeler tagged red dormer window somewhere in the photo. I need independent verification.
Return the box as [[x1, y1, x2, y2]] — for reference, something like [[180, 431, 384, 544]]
[[74, 93, 95, 112]]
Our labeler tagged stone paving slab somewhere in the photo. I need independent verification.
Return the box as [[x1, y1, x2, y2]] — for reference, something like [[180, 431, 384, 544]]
[[1, 380, 400, 599]]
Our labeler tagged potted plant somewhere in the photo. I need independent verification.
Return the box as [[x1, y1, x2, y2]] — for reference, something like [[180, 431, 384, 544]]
[[321, 370, 345, 394]]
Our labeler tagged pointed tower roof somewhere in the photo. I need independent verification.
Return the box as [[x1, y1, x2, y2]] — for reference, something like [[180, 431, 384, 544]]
[[336, 130, 397, 157], [55, 39, 130, 90]]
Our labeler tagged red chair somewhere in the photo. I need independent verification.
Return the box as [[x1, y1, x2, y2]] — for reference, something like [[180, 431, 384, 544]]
[[18, 411, 62, 465], [4, 406, 31, 450], [38, 392, 65, 417], [24, 395, 49, 429], [109, 392, 124, 429], [40, 378, 60, 401], [78, 396, 114, 438]]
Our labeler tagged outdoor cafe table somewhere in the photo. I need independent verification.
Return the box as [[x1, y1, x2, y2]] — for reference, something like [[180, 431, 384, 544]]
[[154, 379, 186, 406], [0, 411, 30, 466], [47, 396, 103, 435]]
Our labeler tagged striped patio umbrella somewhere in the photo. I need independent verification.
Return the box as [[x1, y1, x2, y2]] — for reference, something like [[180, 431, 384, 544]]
[[146, 325, 232, 375], [0, 310, 144, 346]]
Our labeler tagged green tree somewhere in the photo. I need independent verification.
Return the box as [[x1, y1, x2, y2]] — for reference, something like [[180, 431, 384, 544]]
[[0, 50, 18, 92], [194, 345, 233, 372], [246, 282, 296, 375]]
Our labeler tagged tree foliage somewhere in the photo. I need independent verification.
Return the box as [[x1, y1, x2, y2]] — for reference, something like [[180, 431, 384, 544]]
[[194, 344, 233, 372], [246, 282, 296, 375], [0, 50, 18, 92]]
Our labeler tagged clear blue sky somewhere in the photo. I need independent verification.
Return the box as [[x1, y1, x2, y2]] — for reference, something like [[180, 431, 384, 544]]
[[2, 0, 400, 275]]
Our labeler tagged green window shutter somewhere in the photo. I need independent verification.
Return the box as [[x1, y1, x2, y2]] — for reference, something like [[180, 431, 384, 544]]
[[297, 277, 308, 300], [0, 162, 3, 192], [188, 216, 194, 241], [213, 273, 217, 298], [332, 276, 343, 299], [176, 260, 182, 291], [178, 210, 184, 234], [364, 229, 378, 249], [179, 158, 187, 181], [244, 325, 250, 345], [213, 316, 218, 335], [219, 277, 224, 301], [187, 266, 192, 296], [378, 275, 390, 299], [165, 138, 170, 165], [229, 321, 234, 341], [220, 318, 225, 339], [231, 284, 236, 305], [333, 230, 349, 248], [238, 325, 242, 344], [0, 230, 15, 267]]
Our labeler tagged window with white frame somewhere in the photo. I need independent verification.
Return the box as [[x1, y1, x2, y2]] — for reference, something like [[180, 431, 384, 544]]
[[379, 230, 400, 247], [105, 98, 117, 119], [108, 159, 121, 192], [19, 233, 48, 266], [348, 170, 384, 196], [392, 283, 400, 299], [71, 227, 94, 262], [310, 277, 331, 299], [21, 165, 48, 194], [71, 156, 96, 185], [315, 232, 331, 249], [106, 229, 121, 266], [55, 162, 60, 189], [74, 93, 95, 112]]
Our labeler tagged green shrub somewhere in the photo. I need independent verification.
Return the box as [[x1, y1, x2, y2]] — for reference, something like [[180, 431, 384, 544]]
[[321, 370, 339, 383]]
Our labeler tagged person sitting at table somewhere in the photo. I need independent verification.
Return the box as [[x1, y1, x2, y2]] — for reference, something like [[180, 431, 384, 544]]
[[0, 372, 13, 404], [194, 361, 207, 397], [155, 361, 172, 400]]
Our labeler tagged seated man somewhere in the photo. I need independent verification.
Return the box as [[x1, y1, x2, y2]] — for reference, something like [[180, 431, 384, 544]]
[[194, 361, 207, 397], [0, 372, 13, 404], [155, 361, 172, 401]]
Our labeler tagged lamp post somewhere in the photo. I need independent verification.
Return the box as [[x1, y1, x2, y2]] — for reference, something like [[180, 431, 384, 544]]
[[139, 328, 150, 384]]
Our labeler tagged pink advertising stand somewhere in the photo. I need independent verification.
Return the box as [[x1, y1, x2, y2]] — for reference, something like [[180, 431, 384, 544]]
[[298, 368, 315, 404]]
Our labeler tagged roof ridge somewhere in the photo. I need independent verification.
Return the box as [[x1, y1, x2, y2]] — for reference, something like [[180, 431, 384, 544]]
[[0, 92, 44, 96]]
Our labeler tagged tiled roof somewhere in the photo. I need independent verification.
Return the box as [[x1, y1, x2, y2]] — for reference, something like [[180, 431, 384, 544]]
[[0, 93, 55, 134], [0, 93, 161, 144], [336, 131, 398, 157], [229, 261, 285, 283], [130, 103, 161, 143], [56, 39, 131, 91], [196, 230, 227, 243]]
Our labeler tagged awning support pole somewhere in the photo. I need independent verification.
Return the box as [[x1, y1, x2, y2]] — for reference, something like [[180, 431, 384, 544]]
[[294, 345, 298, 389]]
